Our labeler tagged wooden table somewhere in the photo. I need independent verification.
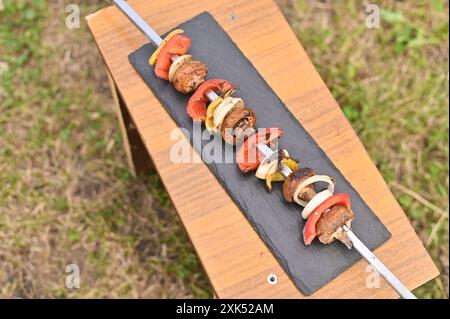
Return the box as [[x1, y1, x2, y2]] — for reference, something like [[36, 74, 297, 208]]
[[86, 0, 438, 298]]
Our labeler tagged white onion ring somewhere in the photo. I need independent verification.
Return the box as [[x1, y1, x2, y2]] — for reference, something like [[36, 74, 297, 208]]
[[255, 158, 278, 179], [293, 175, 335, 207], [301, 190, 333, 219], [213, 97, 244, 130], [168, 54, 192, 82], [255, 149, 280, 179]]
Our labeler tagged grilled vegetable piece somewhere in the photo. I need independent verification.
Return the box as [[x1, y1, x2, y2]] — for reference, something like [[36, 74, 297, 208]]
[[205, 97, 224, 130], [294, 175, 335, 209], [262, 151, 298, 191], [302, 193, 351, 246], [154, 34, 191, 80], [172, 60, 208, 94], [301, 190, 333, 219], [283, 167, 316, 203], [255, 156, 278, 180], [280, 158, 298, 171], [316, 205, 354, 246], [221, 107, 257, 145], [187, 79, 235, 121], [213, 97, 244, 130], [236, 128, 283, 173], [149, 29, 185, 65], [168, 54, 192, 82], [265, 171, 286, 191]]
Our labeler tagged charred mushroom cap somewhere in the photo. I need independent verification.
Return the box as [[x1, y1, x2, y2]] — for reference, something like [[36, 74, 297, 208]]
[[282, 167, 316, 203], [278, 149, 299, 163], [316, 205, 354, 245], [172, 60, 208, 94], [221, 107, 257, 145]]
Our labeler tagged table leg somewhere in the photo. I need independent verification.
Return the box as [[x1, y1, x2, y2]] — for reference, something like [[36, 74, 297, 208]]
[[107, 70, 154, 176]]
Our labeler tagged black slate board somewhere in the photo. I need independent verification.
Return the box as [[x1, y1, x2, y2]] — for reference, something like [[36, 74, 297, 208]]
[[129, 12, 391, 295]]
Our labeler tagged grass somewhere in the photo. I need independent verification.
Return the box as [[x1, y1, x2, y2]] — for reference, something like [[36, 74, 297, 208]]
[[0, 0, 448, 298]]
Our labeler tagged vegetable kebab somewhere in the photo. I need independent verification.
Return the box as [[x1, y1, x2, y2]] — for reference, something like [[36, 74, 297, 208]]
[[146, 21, 355, 247], [150, 28, 354, 247]]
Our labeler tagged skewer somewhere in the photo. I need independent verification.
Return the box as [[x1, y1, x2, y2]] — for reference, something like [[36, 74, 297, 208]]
[[256, 143, 416, 299], [112, 0, 416, 299], [113, 0, 163, 46], [112, 0, 220, 102]]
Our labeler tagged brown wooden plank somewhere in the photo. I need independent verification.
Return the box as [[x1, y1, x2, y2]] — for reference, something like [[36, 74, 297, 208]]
[[86, 0, 439, 298]]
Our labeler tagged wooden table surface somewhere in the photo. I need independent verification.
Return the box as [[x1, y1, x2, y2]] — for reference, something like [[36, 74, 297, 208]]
[[86, 0, 438, 298]]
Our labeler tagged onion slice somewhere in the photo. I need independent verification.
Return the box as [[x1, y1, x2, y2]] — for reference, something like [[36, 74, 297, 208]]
[[293, 175, 335, 207], [205, 97, 224, 132], [168, 54, 192, 82], [255, 159, 278, 179], [301, 190, 333, 219], [213, 97, 244, 130], [255, 150, 280, 179]]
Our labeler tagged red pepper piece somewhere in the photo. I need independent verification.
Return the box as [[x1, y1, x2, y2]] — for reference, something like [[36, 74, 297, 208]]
[[236, 128, 283, 173], [186, 79, 235, 121], [155, 34, 191, 80], [303, 193, 351, 246]]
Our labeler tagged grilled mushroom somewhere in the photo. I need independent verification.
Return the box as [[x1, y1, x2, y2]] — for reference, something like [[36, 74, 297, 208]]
[[316, 205, 354, 247], [278, 149, 296, 162], [168, 54, 192, 83], [221, 107, 257, 145], [172, 60, 208, 94], [283, 167, 316, 203]]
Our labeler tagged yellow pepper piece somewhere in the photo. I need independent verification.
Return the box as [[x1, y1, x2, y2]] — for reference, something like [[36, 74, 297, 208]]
[[281, 158, 298, 171], [265, 171, 286, 191], [148, 29, 185, 65], [205, 97, 223, 130]]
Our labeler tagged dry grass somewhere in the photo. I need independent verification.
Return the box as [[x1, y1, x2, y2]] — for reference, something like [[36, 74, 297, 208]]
[[278, 0, 448, 298], [0, 0, 448, 298], [0, 0, 210, 298]]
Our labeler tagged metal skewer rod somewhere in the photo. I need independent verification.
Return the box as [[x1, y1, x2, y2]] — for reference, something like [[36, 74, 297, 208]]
[[256, 143, 416, 299], [113, 0, 416, 299], [343, 225, 417, 299], [112, 0, 220, 102], [113, 0, 162, 46]]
